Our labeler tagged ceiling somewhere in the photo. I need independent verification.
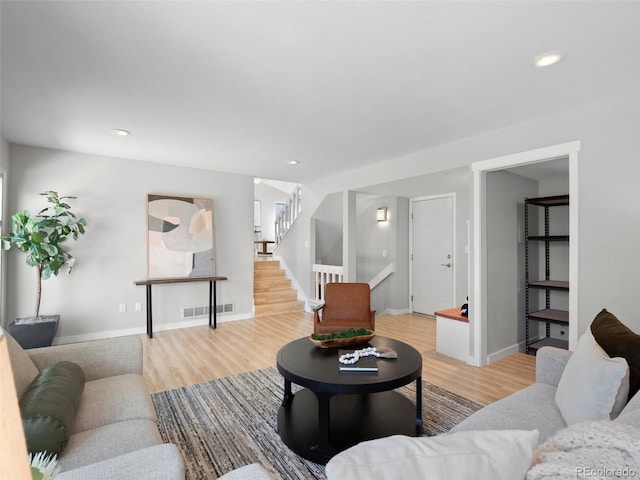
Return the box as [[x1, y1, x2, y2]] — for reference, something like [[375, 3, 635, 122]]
[[506, 157, 569, 183], [2, 1, 639, 184]]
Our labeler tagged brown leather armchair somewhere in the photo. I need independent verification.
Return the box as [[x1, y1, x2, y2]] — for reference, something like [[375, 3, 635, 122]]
[[313, 282, 375, 334]]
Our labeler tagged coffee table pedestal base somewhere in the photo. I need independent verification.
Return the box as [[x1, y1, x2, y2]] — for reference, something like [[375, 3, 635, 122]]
[[278, 388, 419, 464]]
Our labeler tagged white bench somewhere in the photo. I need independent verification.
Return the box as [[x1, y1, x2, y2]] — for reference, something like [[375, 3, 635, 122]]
[[435, 307, 470, 363]]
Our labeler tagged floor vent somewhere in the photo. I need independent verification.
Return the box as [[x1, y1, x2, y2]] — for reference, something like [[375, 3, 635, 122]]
[[182, 304, 234, 318], [217, 303, 234, 314]]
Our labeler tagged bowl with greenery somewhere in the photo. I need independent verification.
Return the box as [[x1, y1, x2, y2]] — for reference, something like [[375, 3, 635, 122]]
[[309, 327, 375, 348]]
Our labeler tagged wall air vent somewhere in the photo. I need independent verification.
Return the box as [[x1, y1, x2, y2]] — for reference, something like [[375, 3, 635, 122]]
[[216, 303, 235, 314], [182, 304, 234, 319]]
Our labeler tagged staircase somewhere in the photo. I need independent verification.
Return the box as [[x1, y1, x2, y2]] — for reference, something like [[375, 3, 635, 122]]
[[275, 184, 302, 244], [254, 259, 304, 316]]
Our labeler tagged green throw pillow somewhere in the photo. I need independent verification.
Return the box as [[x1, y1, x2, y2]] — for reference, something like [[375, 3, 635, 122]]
[[19, 361, 85, 454], [591, 309, 640, 401]]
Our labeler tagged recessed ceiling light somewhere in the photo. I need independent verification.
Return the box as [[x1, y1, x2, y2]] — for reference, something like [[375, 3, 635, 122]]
[[288, 160, 300, 165], [111, 128, 131, 136], [254, 178, 263, 184], [532, 51, 566, 68]]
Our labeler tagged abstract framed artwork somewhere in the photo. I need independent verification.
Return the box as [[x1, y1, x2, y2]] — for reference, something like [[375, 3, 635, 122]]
[[147, 194, 215, 278]]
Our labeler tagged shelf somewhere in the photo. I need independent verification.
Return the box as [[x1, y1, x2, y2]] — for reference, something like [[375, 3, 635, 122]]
[[525, 194, 570, 355], [528, 280, 569, 290], [526, 195, 569, 207], [528, 309, 569, 324], [528, 338, 569, 352], [528, 235, 569, 241]]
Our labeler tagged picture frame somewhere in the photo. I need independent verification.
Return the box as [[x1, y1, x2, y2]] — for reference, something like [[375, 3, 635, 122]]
[[147, 193, 215, 279]]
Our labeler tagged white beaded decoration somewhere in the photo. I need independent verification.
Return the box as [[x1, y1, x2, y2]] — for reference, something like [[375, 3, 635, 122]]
[[339, 347, 380, 365]]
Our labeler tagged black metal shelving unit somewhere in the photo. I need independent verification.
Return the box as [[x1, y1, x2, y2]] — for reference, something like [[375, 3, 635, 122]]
[[525, 195, 569, 354]]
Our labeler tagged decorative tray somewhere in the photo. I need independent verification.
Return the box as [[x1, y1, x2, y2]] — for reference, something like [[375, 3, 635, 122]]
[[309, 331, 375, 349]]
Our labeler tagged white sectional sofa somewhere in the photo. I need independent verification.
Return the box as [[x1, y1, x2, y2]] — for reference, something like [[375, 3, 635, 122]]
[[7, 332, 184, 479], [326, 316, 640, 480]]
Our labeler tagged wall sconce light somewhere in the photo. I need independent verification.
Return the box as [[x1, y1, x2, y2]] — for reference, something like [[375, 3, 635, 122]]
[[377, 207, 388, 222]]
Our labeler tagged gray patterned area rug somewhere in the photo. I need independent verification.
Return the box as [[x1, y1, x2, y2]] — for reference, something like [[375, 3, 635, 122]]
[[152, 366, 482, 480]]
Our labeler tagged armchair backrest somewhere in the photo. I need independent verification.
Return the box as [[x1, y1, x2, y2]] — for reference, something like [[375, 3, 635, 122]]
[[314, 283, 375, 334]]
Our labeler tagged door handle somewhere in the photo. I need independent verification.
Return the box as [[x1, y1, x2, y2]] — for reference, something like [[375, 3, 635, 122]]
[[441, 263, 452, 268]]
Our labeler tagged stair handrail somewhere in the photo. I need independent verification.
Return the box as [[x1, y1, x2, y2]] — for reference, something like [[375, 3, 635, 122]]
[[275, 185, 302, 244], [368, 262, 396, 290], [312, 262, 396, 302]]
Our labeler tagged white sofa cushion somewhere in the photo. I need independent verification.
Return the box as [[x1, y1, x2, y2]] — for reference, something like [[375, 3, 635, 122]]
[[73, 374, 157, 433], [325, 430, 539, 480], [56, 444, 185, 480], [217, 463, 272, 480], [555, 329, 629, 425], [59, 419, 162, 472], [451, 382, 565, 442]]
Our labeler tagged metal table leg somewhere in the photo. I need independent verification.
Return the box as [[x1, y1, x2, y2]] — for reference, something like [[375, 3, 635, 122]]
[[209, 280, 218, 329], [415, 376, 423, 434], [146, 284, 153, 338]]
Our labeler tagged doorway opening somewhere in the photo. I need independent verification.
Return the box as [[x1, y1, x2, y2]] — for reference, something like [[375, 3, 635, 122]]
[[471, 141, 580, 366]]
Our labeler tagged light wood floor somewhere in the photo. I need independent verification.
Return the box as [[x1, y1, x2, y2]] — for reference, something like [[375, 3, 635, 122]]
[[142, 312, 536, 406]]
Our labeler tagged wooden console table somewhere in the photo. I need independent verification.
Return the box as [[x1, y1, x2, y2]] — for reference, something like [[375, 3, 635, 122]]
[[254, 240, 275, 255], [134, 276, 227, 338]]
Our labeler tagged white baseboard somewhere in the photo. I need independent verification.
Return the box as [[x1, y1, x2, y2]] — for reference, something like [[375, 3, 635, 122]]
[[274, 255, 309, 304], [54, 312, 252, 345], [486, 341, 522, 364], [380, 308, 411, 316], [306, 299, 322, 313]]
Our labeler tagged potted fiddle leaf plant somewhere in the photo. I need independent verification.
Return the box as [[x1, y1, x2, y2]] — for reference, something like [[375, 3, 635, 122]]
[[1, 191, 87, 348]]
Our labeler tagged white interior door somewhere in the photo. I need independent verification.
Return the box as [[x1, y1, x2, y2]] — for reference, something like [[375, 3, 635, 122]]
[[412, 196, 454, 315]]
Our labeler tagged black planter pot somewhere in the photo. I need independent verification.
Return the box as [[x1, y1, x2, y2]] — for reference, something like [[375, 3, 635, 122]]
[[7, 315, 60, 349]]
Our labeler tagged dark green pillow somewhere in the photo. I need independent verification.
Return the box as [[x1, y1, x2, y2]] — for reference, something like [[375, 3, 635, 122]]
[[19, 361, 85, 454], [591, 309, 640, 401]]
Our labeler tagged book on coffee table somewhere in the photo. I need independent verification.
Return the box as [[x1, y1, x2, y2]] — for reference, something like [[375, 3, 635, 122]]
[[338, 349, 379, 372]]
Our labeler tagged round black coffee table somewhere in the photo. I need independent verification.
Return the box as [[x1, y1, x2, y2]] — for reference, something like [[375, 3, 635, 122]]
[[276, 336, 422, 464]]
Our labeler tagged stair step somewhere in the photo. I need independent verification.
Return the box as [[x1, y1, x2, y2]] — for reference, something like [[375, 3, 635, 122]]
[[254, 269, 286, 280], [254, 261, 282, 270], [254, 278, 292, 292], [255, 290, 298, 305], [253, 259, 303, 316], [255, 300, 305, 317]]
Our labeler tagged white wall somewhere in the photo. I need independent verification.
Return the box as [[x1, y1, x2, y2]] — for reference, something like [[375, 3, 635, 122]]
[[485, 170, 537, 357], [298, 90, 640, 338], [392, 197, 410, 312], [393, 168, 470, 307], [355, 194, 408, 314], [313, 192, 343, 265], [0, 136, 9, 329], [0, 137, 8, 172], [254, 182, 288, 245], [303, 167, 470, 312], [356, 194, 389, 285], [6, 145, 255, 342]]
